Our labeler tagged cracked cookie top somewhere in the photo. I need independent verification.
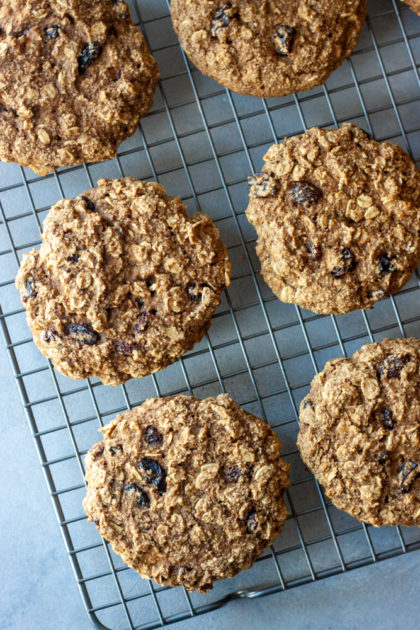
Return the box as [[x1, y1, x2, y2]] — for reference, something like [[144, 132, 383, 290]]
[[298, 338, 420, 527], [16, 177, 230, 385], [83, 394, 290, 591], [0, 0, 158, 174], [171, 0, 366, 97], [246, 124, 420, 315]]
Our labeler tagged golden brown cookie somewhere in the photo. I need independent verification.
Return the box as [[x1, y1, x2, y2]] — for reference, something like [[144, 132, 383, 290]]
[[170, 1, 367, 97], [402, 0, 420, 16], [297, 338, 420, 527], [0, 0, 158, 175], [83, 394, 290, 591], [246, 124, 420, 315], [15, 178, 230, 385]]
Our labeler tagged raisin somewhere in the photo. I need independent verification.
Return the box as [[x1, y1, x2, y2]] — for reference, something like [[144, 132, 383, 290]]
[[211, 4, 236, 37], [248, 173, 277, 198], [114, 341, 137, 355], [43, 329, 57, 343], [88, 443, 104, 460], [0, 104, 17, 117], [398, 460, 418, 492], [224, 464, 241, 483], [331, 249, 356, 278], [114, 226, 125, 240], [378, 354, 411, 379], [188, 283, 211, 301], [139, 458, 166, 493], [374, 451, 388, 465], [380, 407, 395, 429], [144, 426, 163, 446], [246, 510, 258, 533], [109, 445, 122, 456], [187, 284, 200, 302], [302, 399, 314, 410], [15, 26, 31, 38], [68, 253, 79, 263], [0, 103, 16, 116], [78, 42, 102, 74], [45, 25, 60, 40], [108, 25, 117, 37], [123, 484, 150, 508], [304, 241, 321, 261], [23, 278, 37, 301], [379, 254, 396, 275], [135, 309, 156, 333], [176, 566, 195, 586], [368, 289, 386, 301], [80, 195, 96, 211], [67, 323, 100, 345], [145, 276, 156, 289], [273, 25, 295, 56], [288, 181, 322, 206], [93, 518, 100, 526]]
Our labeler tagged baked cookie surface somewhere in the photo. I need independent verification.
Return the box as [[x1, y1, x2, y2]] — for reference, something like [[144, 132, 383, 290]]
[[246, 124, 420, 315], [170, 0, 367, 97], [297, 338, 420, 527], [16, 178, 230, 385], [83, 394, 290, 591], [402, 1, 420, 16], [0, 0, 158, 175]]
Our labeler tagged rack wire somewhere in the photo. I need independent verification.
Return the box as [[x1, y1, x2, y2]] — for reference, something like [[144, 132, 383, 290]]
[[1, 0, 420, 628]]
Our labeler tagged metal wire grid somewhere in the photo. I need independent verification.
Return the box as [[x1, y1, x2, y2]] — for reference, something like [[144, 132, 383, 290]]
[[1, 0, 420, 627]]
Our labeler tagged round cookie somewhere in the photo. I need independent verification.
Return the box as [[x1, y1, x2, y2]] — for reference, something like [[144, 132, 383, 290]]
[[83, 393, 290, 591], [297, 338, 420, 527], [15, 178, 230, 385], [0, 0, 158, 175], [170, 1, 367, 97], [246, 124, 420, 315], [402, 1, 420, 16]]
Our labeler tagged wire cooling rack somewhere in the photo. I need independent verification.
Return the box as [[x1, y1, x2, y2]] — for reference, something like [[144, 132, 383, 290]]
[[1, 1, 420, 628]]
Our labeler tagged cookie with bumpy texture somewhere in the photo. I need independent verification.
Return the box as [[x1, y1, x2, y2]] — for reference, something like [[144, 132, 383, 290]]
[[170, 1, 367, 97], [0, 0, 158, 175], [246, 124, 420, 315], [402, 1, 420, 16], [83, 394, 290, 591], [16, 178, 230, 385], [298, 338, 420, 527]]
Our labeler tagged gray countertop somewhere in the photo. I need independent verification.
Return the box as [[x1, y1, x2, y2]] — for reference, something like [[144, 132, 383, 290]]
[[1, 338, 419, 630]]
